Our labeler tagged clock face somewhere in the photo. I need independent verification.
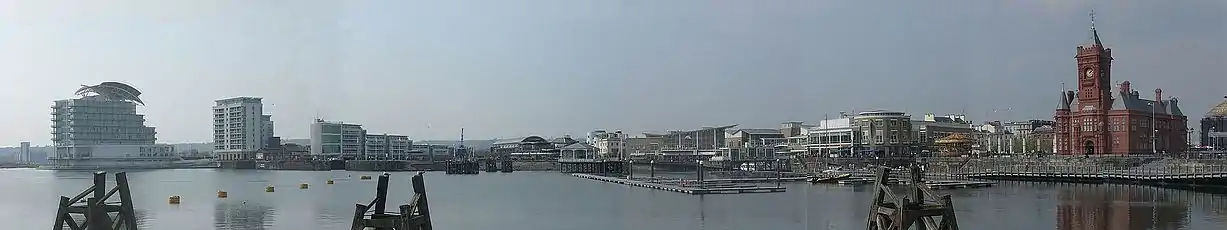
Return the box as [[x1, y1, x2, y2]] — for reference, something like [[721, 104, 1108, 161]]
[[1084, 69, 1095, 79]]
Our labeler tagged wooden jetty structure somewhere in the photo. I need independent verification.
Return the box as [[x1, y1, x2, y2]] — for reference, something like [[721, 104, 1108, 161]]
[[483, 160, 499, 172], [865, 166, 960, 230], [573, 173, 785, 195], [444, 160, 479, 174], [52, 171, 140, 230], [499, 160, 514, 172], [350, 172, 434, 230]]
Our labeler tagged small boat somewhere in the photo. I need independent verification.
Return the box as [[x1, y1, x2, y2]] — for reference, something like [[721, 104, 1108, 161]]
[[807, 174, 852, 184]]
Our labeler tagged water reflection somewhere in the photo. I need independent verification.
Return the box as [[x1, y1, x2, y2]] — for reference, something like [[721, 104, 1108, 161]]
[[1057, 185, 1189, 230], [214, 201, 274, 230]]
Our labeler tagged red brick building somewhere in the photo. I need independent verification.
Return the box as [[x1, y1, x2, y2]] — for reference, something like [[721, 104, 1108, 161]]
[[1053, 25, 1188, 155]]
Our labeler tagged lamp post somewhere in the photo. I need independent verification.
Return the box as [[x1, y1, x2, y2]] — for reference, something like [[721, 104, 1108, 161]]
[[696, 160, 705, 188], [650, 160, 656, 179], [627, 159, 634, 179], [1212, 127, 1219, 151], [1150, 102, 1158, 154], [775, 158, 783, 187]]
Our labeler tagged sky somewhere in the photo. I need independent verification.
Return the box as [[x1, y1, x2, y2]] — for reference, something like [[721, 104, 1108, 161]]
[[1, 0, 1225, 145]]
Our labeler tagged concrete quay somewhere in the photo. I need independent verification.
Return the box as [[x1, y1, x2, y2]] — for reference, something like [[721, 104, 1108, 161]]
[[572, 173, 785, 195]]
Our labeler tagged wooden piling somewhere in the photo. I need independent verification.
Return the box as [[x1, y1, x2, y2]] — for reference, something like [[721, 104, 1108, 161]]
[[350, 172, 434, 230], [865, 165, 961, 230], [52, 171, 140, 230]]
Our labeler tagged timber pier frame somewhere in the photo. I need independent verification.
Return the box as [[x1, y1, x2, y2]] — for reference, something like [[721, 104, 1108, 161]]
[[52, 172, 140, 230], [865, 166, 961, 230], [349, 172, 434, 230]]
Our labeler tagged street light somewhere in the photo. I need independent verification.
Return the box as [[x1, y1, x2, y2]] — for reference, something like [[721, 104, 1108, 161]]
[[1212, 127, 1219, 151], [1150, 102, 1158, 154], [775, 158, 783, 187]]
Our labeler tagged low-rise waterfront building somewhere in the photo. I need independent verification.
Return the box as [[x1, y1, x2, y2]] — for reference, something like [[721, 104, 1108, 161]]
[[639, 125, 736, 162], [588, 130, 628, 158], [1200, 96, 1227, 150], [720, 128, 785, 161], [491, 136, 556, 160], [913, 113, 977, 154], [853, 110, 917, 157], [409, 144, 454, 161], [364, 134, 411, 160], [798, 118, 857, 157]]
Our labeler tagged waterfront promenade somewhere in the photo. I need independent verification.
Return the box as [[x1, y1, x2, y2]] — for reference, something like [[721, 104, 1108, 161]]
[[805, 155, 1227, 192]]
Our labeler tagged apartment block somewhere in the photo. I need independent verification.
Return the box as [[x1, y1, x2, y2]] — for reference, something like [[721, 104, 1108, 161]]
[[213, 97, 271, 161]]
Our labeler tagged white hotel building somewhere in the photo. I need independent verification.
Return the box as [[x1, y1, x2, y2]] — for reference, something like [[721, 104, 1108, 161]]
[[46, 82, 176, 170], [213, 97, 273, 161]]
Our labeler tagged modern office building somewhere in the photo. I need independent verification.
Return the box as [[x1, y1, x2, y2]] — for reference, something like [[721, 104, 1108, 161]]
[[213, 97, 272, 161], [363, 133, 411, 159], [794, 118, 857, 157], [1054, 24, 1188, 155], [310, 119, 366, 159], [46, 82, 176, 169]]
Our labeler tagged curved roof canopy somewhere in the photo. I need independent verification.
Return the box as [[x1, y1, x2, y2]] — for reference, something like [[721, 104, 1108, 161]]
[[75, 82, 145, 105]]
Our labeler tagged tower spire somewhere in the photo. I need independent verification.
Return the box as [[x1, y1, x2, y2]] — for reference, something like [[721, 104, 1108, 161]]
[[1087, 9, 1103, 47]]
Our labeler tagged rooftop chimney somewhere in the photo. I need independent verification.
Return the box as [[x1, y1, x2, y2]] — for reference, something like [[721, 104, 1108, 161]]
[[1119, 81, 1131, 94], [1155, 88, 1163, 104]]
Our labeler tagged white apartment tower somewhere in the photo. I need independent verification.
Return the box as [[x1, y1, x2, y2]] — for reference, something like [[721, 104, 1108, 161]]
[[47, 82, 175, 169], [213, 97, 272, 161]]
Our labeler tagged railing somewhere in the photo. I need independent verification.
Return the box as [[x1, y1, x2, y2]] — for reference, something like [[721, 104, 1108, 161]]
[[797, 155, 1227, 177]]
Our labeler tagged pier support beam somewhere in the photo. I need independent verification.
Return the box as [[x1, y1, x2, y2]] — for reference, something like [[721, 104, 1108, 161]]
[[350, 172, 434, 230], [865, 165, 960, 230], [52, 171, 140, 230]]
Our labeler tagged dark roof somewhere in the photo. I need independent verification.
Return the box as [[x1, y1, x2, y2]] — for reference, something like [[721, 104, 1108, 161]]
[[643, 125, 738, 136], [550, 136, 578, 144], [736, 129, 781, 135], [1057, 90, 1071, 110], [560, 143, 595, 150], [1110, 91, 1183, 116], [494, 136, 548, 145]]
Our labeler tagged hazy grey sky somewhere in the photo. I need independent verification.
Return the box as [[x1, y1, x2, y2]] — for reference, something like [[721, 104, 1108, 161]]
[[2, 0, 1225, 145]]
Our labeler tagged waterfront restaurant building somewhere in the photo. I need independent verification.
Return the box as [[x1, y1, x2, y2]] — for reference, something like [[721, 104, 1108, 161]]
[[1054, 25, 1188, 155], [491, 136, 556, 160]]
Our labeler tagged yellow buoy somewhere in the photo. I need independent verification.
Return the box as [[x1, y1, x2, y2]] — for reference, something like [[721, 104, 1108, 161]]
[[217, 191, 228, 198], [266, 186, 275, 192], [327, 179, 335, 184], [360, 175, 372, 180], [300, 183, 309, 189], [168, 196, 181, 204]]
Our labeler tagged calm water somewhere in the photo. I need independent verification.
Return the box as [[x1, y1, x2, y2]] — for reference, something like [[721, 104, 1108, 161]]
[[2, 168, 1225, 230]]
